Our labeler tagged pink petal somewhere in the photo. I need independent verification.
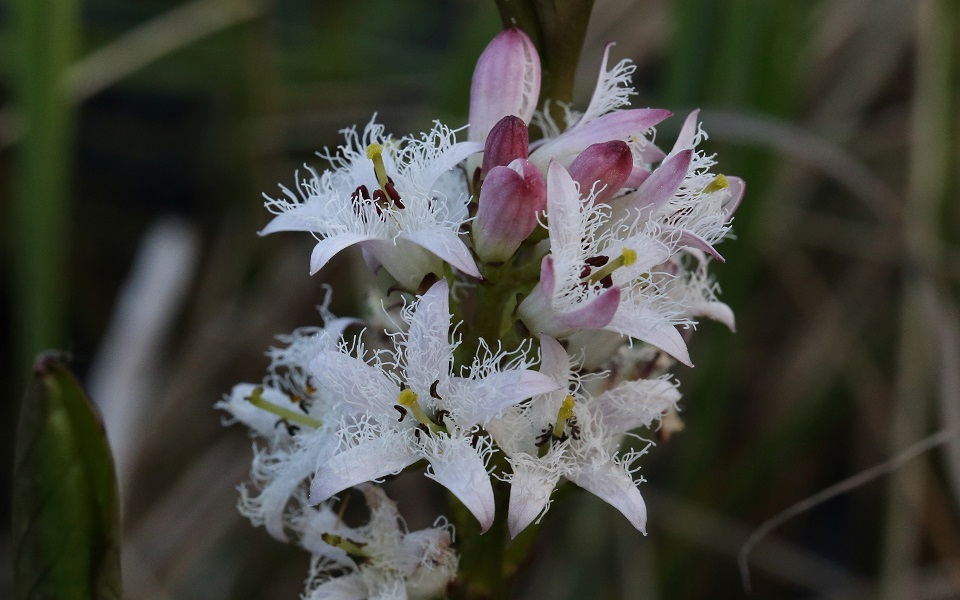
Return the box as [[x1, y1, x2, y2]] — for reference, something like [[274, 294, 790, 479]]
[[665, 227, 725, 262], [630, 149, 692, 215], [469, 28, 541, 142], [723, 175, 745, 218], [557, 285, 621, 330], [669, 109, 700, 155], [623, 164, 652, 188], [481, 115, 529, 177], [531, 109, 672, 166], [473, 159, 546, 262], [567, 141, 633, 203]]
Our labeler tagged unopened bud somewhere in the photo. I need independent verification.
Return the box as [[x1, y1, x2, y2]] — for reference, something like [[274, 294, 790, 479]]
[[481, 115, 529, 178], [567, 141, 633, 203], [473, 159, 546, 263]]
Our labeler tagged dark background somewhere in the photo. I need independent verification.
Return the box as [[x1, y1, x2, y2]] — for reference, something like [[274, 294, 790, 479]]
[[3, 0, 960, 597]]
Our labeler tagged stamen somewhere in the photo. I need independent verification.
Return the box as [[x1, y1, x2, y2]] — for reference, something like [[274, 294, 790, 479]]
[[586, 248, 637, 284], [703, 173, 729, 194], [246, 386, 322, 429]]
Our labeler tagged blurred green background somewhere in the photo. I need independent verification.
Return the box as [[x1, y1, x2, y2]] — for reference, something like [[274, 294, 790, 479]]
[[3, 0, 960, 597]]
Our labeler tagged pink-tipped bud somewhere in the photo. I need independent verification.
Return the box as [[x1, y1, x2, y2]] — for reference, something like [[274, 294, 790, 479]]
[[469, 28, 541, 143], [481, 115, 529, 178], [567, 141, 633, 203], [473, 159, 546, 263]]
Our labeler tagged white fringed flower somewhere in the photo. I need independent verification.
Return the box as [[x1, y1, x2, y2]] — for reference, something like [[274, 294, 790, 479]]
[[217, 301, 356, 541], [260, 118, 483, 288], [310, 279, 559, 531], [518, 161, 695, 364], [298, 485, 458, 600], [488, 337, 680, 538]]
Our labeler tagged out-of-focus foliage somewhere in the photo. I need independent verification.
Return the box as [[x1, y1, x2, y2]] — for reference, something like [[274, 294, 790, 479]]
[[2, 0, 959, 598], [13, 354, 121, 600]]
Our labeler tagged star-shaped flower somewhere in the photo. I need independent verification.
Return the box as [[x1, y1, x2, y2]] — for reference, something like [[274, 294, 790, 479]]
[[310, 279, 559, 531], [487, 337, 680, 537], [261, 119, 483, 288]]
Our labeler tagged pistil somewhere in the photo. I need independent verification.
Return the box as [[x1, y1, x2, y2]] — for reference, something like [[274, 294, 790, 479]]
[[397, 388, 444, 434], [587, 248, 637, 284]]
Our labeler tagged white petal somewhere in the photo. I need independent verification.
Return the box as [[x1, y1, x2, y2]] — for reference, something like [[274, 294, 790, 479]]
[[606, 309, 693, 367], [591, 378, 681, 434], [218, 383, 295, 439], [404, 228, 481, 279], [421, 434, 495, 532], [691, 300, 736, 331], [538, 336, 571, 385], [403, 280, 453, 391], [305, 574, 368, 600], [508, 459, 561, 538], [567, 462, 647, 533], [545, 161, 585, 255], [310, 232, 378, 275], [312, 351, 397, 417], [450, 370, 561, 427], [310, 431, 419, 504], [259, 201, 325, 234]]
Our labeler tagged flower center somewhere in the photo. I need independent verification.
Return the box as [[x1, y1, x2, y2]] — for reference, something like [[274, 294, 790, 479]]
[[582, 248, 637, 287], [396, 387, 444, 434], [365, 143, 405, 209], [536, 394, 581, 455]]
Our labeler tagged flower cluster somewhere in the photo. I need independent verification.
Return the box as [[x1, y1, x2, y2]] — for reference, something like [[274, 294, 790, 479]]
[[222, 28, 742, 598]]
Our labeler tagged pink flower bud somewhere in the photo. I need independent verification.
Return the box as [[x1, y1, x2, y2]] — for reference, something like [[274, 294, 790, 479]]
[[567, 141, 633, 203], [468, 28, 541, 143], [473, 159, 546, 263], [481, 115, 529, 178]]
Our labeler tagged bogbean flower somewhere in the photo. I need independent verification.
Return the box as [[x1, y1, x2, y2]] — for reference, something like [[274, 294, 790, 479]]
[[260, 119, 483, 289], [518, 161, 696, 365], [310, 279, 559, 531], [217, 300, 357, 541], [488, 337, 680, 537], [297, 485, 458, 600], [225, 23, 744, 596]]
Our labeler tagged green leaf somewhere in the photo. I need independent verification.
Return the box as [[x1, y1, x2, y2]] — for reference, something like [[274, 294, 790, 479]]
[[13, 353, 122, 600]]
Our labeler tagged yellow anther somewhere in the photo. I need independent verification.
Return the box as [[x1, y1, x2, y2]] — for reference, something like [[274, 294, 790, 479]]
[[621, 248, 637, 267], [552, 395, 576, 438], [398, 387, 419, 407], [703, 173, 729, 194], [366, 143, 390, 190]]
